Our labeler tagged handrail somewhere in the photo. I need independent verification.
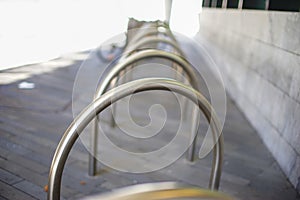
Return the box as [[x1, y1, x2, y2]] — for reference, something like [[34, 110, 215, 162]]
[[89, 49, 201, 175], [48, 78, 223, 200]]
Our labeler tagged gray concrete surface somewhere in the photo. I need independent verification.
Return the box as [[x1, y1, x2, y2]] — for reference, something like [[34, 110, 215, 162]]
[[196, 8, 300, 190]]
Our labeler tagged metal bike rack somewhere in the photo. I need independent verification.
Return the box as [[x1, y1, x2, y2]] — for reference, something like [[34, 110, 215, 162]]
[[103, 20, 181, 99], [116, 23, 184, 91], [99, 21, 189, 121], [89, 49, 201, 176], [48, 78, 224, 200], [110, 19, 181, 92], [116, 22, 191, 123], [90, 19, 202, 176]]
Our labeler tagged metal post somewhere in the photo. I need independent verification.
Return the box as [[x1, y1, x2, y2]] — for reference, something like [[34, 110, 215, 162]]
[[186, 105, 200, 161], [110, 76, 119, 128]]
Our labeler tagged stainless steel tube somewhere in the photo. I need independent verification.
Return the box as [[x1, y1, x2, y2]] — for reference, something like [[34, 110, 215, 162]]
[[48, 78, 223, 200]]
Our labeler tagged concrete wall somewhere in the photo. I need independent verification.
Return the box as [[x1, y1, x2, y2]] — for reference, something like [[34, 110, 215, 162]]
[[196, 8, 300, 190]]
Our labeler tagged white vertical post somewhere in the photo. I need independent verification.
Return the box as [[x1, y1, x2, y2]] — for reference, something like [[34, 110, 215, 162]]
[[238, 0, 243, 9], [222, 0, 228, 8], [265, 0, 270, 10], [165, 0, 173, 24]]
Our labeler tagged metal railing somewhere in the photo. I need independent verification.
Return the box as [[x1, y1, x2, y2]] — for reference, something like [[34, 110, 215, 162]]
[[48, 78, 224, 200]]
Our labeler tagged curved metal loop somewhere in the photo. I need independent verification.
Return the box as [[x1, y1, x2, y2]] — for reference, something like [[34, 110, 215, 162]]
[[48, 78, 223, 200]]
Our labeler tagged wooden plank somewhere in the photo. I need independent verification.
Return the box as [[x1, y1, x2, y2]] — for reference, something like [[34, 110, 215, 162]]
[[0, 195, 8, 200], [0, 87, 72, 113], [0, 168, 22, 185], [0, 145, 48, 174], [0, 158, 76, 198], [13, 180, 46, 200], [0, 130, 87, 169], [0, 180, 36, 200]]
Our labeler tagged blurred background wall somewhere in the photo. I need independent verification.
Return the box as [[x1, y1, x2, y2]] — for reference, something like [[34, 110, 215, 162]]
[[196, 3, 300, 190]]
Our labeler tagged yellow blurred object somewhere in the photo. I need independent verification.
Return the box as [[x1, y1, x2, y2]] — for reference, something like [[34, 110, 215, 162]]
[[82, 182, 234, 200]]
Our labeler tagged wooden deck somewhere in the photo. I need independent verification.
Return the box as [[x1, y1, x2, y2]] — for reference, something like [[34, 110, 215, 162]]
[[0, 40, 299, 200]]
